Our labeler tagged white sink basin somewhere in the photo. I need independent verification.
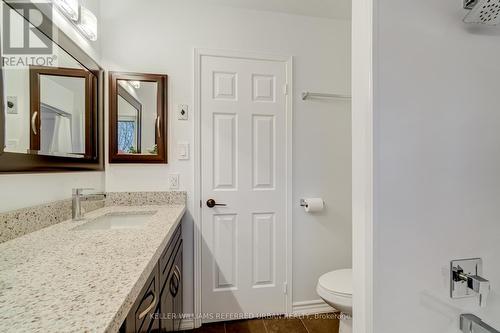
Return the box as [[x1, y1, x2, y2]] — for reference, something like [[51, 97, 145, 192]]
[[74, 211, 157, 231]]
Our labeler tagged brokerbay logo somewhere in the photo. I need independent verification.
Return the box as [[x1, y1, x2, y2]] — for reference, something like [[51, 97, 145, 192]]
[[2, 1, 57, 67]]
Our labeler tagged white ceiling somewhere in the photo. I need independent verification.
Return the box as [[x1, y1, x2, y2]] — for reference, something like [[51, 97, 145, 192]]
[[201, 0, 351, 20]]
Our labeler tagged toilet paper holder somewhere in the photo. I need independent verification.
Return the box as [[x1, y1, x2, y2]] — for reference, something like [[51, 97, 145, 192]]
[[300, 198, 325, 212]]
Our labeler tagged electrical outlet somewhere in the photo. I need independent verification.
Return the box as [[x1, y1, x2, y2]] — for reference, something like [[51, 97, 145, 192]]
[[168, 174, 180, 190], [178, 104, 188, 120]]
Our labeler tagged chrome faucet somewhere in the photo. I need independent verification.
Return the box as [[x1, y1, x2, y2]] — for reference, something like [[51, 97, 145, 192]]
[[72, 188, 106, 221], [452, 261, 491, 307]]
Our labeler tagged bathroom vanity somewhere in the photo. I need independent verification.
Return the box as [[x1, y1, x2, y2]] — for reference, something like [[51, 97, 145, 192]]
[[0, 203, 185, 333]]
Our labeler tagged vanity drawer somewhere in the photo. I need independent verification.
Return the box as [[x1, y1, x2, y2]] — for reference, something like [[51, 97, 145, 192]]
[[159, 224, 182, 286], [121, 264, 160, 333]]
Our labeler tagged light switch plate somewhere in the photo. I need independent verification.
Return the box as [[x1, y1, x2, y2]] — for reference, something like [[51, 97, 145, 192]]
[[6, 96, 18, 114], [450, 258, 482, 299], [177, 142, 189, 160], [168, 174, 180, 190], [178, 104, 188, 120]]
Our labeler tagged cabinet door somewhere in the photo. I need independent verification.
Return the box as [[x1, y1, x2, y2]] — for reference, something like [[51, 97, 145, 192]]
[[159, 241, 183, 332], [172, 242, 183, 331], [122, 264, 160, 333], [160, 225, 182, 288]]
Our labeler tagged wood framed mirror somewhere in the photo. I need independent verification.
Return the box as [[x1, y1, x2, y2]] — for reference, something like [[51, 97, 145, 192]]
[[0, 1, 104, 173], [108, 72, 168, 163]]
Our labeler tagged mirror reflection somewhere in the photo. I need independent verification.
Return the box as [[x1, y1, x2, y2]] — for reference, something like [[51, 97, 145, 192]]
[[40, 76, 85, 155], [3, 6, 93, 158], [31, 68, 90, 157], [117, 80, 158, 155]]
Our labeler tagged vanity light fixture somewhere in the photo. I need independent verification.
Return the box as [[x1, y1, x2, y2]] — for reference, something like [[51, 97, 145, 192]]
[[77, 6, 98, 41], [53, 0, 79, 21]]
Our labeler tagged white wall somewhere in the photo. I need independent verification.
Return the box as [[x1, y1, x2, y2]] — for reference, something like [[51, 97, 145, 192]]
[[100, 0, 351, 312], [374, 0, 500, 331], [3, 66, 29, 152], [0, 0, 104, 213]]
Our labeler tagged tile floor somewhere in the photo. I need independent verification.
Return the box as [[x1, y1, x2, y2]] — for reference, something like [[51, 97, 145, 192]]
[[186, 313, 340, 333]]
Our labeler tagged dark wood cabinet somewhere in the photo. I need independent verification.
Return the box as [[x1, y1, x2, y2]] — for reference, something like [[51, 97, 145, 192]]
[[121, 223, 183, 333]]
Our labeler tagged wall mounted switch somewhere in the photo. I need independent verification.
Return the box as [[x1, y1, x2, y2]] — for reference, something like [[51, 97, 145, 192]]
[[168, 174, 180, 190], [178, 104, 189, 120], [178, 142, 190, 160]]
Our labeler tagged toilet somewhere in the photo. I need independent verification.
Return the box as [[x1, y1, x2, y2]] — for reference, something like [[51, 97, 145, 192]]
[[316, 269, 352, 333]]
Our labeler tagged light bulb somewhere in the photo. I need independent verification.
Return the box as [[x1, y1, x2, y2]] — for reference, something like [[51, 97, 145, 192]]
[[77, 6, 98, 41], [129, 81, 141, 89], [53, 0, 79, 21]]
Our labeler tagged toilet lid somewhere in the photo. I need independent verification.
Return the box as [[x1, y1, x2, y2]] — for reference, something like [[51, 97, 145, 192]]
[[318, 269, 352, 296]]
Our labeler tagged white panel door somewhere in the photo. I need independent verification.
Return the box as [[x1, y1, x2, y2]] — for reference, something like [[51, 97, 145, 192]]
[[201, 55, 288, 319]]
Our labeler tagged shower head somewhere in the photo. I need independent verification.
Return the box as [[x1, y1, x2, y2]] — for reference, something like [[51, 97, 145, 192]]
[[463, 0, 500, 25]]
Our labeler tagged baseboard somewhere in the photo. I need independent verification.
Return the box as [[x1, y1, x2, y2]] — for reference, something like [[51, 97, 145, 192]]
[[180, 300, 333, 329], [179, 318, 195, 330], [292, 300, 334, 315]]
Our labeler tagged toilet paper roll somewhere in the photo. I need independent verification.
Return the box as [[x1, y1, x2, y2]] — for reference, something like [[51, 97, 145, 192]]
[[303, 198, 324, 213]]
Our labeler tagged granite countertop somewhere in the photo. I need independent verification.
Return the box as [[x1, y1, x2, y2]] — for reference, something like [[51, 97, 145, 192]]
[[0, 204, 186, 333]]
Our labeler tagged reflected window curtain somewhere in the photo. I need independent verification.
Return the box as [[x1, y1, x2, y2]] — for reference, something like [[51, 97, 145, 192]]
[[40, 105, 73, 154], [50, 115, 72, 153], [118, 121, 136, 153]]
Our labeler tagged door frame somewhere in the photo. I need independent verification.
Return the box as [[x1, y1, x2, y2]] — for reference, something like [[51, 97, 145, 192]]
[[193, 48, 293, 327], [352, 0, 374, 332]]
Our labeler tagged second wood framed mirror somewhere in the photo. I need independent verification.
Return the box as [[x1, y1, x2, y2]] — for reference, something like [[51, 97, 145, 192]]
[[109, 72, 168, 163]]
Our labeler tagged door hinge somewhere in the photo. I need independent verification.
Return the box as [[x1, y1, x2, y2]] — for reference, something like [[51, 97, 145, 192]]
[[283, 84, 288, 96], [200, 200, 202, 208], [283, 282, 288, 295]]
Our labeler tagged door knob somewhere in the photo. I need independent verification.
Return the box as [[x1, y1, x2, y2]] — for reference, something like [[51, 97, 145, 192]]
[[206, 199, 227, 208]]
